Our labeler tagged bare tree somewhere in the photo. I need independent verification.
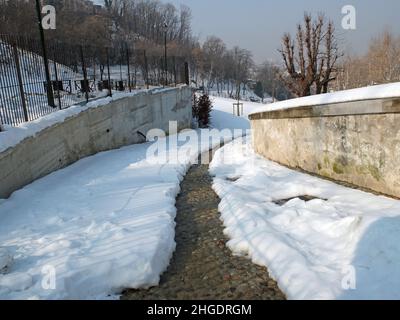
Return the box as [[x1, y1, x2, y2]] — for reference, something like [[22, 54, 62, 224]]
[[367, 30, 400, 84], [334, 30, 400, 90], [202, 36, 226, 91], [231, 47, 253, 99], [315, 20, 341, 94], [279, 13, 341, 97], [255, 61, 292, 101]]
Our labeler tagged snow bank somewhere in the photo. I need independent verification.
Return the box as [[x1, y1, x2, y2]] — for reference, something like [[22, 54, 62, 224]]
[[210, 137, 400, 300], [0, 127, 235, 299], [249, 82, 400, 115]]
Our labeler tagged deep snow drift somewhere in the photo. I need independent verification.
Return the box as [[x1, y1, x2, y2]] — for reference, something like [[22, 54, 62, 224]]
[[210, 137, 400, 300]]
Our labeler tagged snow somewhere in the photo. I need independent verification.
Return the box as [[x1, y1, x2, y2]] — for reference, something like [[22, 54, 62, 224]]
[[0, 248, 12, 273], [0, 140, 175, 299], [249, 82, 400, 115], [0, 40, 86, 124], [0, 90, 250, 155], [0, 273, 33, 292], [0, 39, 150, 126], [207, 83, 272, 103], [91, 0, 104, 5], [3, 91, 399, 300], [210, 136, 400, 300], [0, 130, 231, 299], [209, 96, 257, 131], [0, 95, 248, 299]]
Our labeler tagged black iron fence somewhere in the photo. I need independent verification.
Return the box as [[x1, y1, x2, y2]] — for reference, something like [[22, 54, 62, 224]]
[[0, 34, 189, 128]]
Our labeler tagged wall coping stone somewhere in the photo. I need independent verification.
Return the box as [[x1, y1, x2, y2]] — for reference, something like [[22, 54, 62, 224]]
[[249, 97, 400, 120]]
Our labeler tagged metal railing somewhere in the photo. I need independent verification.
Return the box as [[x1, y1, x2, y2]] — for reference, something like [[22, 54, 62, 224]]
[[0, 34, 189, 128]]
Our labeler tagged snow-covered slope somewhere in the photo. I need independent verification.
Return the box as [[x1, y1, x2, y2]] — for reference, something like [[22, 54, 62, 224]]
[[0, 41, 83, 124], [210, 96, 263, 131], [206, 82, 273, 103]]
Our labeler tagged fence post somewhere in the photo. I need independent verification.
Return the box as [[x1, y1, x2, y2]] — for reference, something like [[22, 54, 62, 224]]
[[53, 58, 62, 109], [35, 0, 55, 108], [134, 62, 137, 89], [144, 50, 149, 89], [12, 43, 29, 122], [79, 46, 89, 103], [164, 29, 168, 87], [126, 45, 132, 93], [52, 44, 62, 109], [173, 56, 177, 87], [106, 48, 112, 97], [184, 62, 190, 86]]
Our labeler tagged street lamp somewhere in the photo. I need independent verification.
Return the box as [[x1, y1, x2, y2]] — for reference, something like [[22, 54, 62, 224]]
[[163, 22, 168, 87], [35, 0, 55, 107], [129, 34, 140, 90]]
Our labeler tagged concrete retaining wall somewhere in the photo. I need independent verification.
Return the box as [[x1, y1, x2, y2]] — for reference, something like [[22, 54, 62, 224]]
[[249, 98, 400, 198], [0, 86, 193, 199]]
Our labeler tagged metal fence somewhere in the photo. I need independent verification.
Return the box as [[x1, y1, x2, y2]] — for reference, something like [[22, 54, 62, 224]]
[[0, 34, 189, 128]]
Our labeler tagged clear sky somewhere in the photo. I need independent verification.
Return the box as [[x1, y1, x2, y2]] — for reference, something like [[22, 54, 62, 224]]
[[168, 0, 400, 63]]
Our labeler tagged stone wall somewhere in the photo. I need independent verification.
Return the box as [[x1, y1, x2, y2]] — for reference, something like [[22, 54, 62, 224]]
[[0, 86, 193, 198], [249, 98, 400, 198]]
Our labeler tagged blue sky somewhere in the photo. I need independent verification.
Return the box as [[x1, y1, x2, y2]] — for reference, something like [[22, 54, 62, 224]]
[[168, 0, 400, 63], [93, 0, 400, 63]]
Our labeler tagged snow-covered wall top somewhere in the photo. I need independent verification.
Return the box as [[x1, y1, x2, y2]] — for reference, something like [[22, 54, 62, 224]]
[[249, 82, 400, 116], [0, 87, 179, 154]]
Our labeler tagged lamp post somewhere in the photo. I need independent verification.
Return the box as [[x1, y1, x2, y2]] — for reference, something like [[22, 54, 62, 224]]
[[163, 22, 168, 87], [129, 34, 140, 90], [35, 0, 55, 107]]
